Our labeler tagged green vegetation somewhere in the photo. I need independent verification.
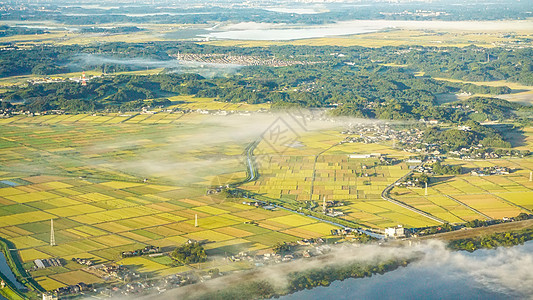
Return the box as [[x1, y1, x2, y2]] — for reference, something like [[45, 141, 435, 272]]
[[1, 43, 531, 124], [431, 161, 462, 175], [171, 242, 207, 265], [423, 120, 511, 152], [3, 0, 532, 26], [286, 259, 410, 293], [448, 227, 533, 252], [196, 281, 276, 300], [0, 237, 44, 298], [447, 96, 533, 122], [0, 25, 48, 37], [195, 258, 412, 300], [272, 242, 291, 254], [0, 3, 531, 297]]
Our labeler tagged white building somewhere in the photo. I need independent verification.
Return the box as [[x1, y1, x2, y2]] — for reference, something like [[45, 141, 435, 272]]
[[385, 225, 406, 238], [43, 293, 58, 300]]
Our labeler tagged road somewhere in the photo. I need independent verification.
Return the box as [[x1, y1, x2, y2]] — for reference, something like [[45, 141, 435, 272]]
[[243, 140, 260, 182], [381, 162, 446, 224]]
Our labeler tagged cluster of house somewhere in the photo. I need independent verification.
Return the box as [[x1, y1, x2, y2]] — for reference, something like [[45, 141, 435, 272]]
[[27, 77, 66, 85], [55, 282, 91, 296], [62, 266, 193, 297], [330, 228, 364, 236], [0, 108, 66, 118], [324, 208, 344, 217], [449, 148, 527, 159], [339, 122, 526, 159], [229, 239, 331, 266], [471, 166, 511, 176], [120, 281, 152, 295], [71, 257, 94, 266], [381, 10, 449, 17], [241, 200, 276, 211], [324, 200, 344, 208], [172, 53, 306, 67], [411, 164, 434, 174], [97, 273, 194, 297], [205, 185, 227, 195], [340, 124, 443, 155], [83, 264, 130, 281], [121, 245, 161, 258], [250, 253, 295, 264], [34, 258, 62, 269], [296, 238, 325, 246], [395, 176, 425, 188]]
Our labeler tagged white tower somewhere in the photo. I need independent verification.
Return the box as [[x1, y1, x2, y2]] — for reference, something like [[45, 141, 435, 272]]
[[195, 214, 198, 227], [322, 196, 326, 213], [425, 182, 428, 196], [50, 219, 56, 246]]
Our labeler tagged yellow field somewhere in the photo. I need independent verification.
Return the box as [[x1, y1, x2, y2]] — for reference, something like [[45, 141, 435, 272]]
[[0, 114, 349, 291], [393, 158, 533, 223]]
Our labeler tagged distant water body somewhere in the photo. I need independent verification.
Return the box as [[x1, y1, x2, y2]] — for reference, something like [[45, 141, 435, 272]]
[[203, 20, 533, 41], [282, 241, 533, 300]]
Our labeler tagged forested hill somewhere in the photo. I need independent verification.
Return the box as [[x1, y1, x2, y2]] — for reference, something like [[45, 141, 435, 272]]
[[0, 43, 531, 124], [1, 43, 531, 85], [2, 0, 532, 25]]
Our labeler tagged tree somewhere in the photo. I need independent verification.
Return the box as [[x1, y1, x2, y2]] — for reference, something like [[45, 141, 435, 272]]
[[171, 242, 207, 264], [272, 242, 290, 254]]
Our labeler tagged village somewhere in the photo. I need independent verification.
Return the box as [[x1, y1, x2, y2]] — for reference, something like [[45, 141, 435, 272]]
[[171, 53, 309, 67]]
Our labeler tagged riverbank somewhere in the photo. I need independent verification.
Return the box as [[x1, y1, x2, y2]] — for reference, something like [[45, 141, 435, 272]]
[[0, 237, 44, 299], [418, 219, 533, 241]]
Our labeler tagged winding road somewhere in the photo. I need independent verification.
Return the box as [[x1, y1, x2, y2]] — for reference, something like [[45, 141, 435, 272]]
[[381, 161, 445, 224]]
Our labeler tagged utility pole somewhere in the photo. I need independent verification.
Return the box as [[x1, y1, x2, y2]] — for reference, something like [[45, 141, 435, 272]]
[[50, 219, 56, 246]]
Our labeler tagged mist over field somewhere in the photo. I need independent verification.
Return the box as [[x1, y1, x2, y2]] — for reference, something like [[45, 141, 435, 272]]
[[88, 112, 381, 184], [69, 53, 242, 77]]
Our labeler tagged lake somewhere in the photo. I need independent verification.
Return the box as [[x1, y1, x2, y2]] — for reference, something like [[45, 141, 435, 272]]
[[201, 20, 533, 41]]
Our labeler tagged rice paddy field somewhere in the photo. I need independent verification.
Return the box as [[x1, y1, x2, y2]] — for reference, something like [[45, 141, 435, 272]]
[[242, 127, 533, 229], [0, 113, 338, 291], [167, 95, 270, 112], [242, 130, 444, 229], [1, 112, 532, 291], [392, 158, 533, 223]]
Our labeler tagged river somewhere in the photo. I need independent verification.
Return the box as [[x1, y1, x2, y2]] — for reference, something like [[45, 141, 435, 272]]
[[282, 241, 533, 300], [0, 251, 25, 290]]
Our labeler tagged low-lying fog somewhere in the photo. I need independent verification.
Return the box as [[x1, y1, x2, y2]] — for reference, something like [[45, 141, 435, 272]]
[[125, 240, 533, 300], [68, 53, 242, 78]]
